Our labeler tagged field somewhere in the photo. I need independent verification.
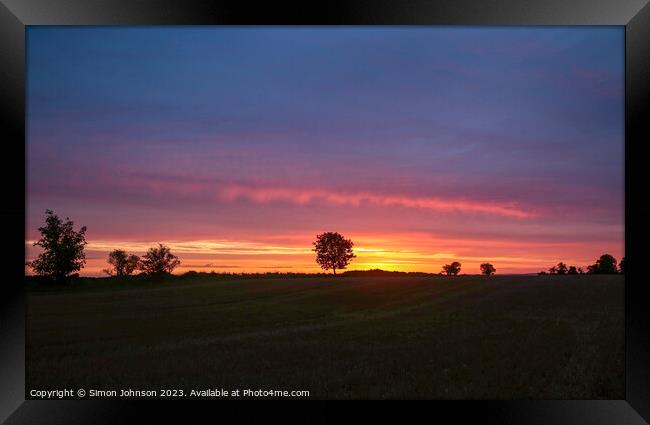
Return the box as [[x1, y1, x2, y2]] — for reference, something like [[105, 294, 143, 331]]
[[26, 275, 624, 399]]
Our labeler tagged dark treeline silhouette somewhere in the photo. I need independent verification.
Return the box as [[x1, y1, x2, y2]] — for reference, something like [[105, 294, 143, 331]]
[[619, 257, 626, 274], [181, 269, 439, 280], [103, 245, 181, 277], [340, 269, 436, 277], [539, 254, 624, 275], [587, 254, 619, 274], [28, 210, 624, 283], [180, 271, 332, 280], [28, 210, 181, 282], [104, 250, 140, 276]]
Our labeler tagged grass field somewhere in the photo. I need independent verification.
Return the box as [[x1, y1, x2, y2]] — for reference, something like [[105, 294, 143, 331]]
[[26, 275, 624, 399]]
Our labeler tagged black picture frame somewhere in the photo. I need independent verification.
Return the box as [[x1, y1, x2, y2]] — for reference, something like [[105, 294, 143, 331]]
[[1, 1, 648, 423]]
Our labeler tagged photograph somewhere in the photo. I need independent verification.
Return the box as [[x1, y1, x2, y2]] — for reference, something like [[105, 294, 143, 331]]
[[24, 26, 625, 400]]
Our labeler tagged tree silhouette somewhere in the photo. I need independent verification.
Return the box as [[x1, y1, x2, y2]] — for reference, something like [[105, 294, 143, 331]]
[[587, 254, 618, 274], [555, 262, 568, 275], [28, 209, 87, 282], [442, 262, 461, 276], [104, 249, 140, 276], [138, 244, 180, 276], [545, 264, 584, 275], [619, 257, 625, 274], [313, 232, 356, 275], [480, 263, 496, 276]]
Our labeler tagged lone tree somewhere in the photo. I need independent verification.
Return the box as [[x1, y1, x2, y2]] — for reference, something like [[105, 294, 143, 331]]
[[138, 244, 180, 276], [28, 209, 87, 282], [313, 232, 356, 275], [104, 249, 140, 276], [480, 263, 496, 276], [587, 254, 618, 274], [442, 261, 461, 276]]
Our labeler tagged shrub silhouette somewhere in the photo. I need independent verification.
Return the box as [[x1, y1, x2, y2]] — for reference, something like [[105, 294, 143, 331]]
[[28, 209, 87, 282], [543, 264, 584, 275], [313, 232, 356, 275], [104, 249, 140, 276], [138, 244, 181, 276], [442, 262, 461, 276], [480, 263, 496, 276], [587, 254, 618, 274], [548, 262, 568, 275]]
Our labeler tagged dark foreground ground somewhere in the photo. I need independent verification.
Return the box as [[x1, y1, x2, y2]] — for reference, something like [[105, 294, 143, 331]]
[[26, 275, 624, 399]]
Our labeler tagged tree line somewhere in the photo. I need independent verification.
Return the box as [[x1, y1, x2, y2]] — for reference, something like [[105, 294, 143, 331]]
[[27, 210, 181, 282], [27, 210, 626, 281], [103, 244, 181, 276], [538, 254, 624, 275]]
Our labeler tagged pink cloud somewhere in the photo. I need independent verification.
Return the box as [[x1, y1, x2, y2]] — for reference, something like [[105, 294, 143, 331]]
[[213, 183, 533, 218], [32, 171, 533, 219]]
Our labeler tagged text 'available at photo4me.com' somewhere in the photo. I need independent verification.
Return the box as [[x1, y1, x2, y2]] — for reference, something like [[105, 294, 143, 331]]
[[29, 388, 311, 399]]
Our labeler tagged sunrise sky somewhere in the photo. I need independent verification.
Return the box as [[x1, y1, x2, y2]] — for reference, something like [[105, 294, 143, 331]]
[[26, 27, 624, 276]]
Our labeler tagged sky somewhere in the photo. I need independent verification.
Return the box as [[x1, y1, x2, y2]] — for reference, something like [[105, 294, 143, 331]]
[[26, 27, 624, 276]]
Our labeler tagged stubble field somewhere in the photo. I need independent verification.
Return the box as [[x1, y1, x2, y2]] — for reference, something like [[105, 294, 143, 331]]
[[26, 274, 624, 399]]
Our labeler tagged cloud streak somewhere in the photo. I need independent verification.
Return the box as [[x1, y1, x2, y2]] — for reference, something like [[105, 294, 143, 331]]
[[216, 183, 533, 218]]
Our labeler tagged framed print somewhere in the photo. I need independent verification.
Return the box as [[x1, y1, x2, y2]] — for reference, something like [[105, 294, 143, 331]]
[[1, 0, 649, 423]]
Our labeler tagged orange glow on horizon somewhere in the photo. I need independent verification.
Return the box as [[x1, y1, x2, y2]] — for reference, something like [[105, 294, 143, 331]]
[[24, 232, 624, 277]]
